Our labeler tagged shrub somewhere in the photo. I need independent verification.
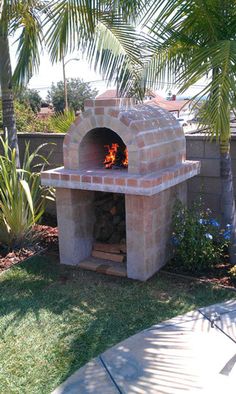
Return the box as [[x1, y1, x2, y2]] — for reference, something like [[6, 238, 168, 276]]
[[229, 265, 236, 282], [0, 101, 53, 133], [50, 110, 76, 133], [0, 137, 53, 249], [171, 199, 230, 273]]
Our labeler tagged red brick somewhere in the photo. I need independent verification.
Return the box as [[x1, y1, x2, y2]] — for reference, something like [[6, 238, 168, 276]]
[[140, 179, 152, 188], [162, 173, 169, 183], [139, 162, 148, 174], [95, 99, 119, 107], [137, 136, 145, 148], [104, 177, 114, 185], [51, 173, 60, 180], [115, 178, 126, 186], [61, 174, 70, 181], [95, 107, 104, 115], [70, 174, 81, 182], [127, 178, 138, 187], [152, 177, 161, 186], [81, 175, 91, 182], [120, 115, 132, 127], [92, 176, 102, 183], [107, 109, 119, 118]]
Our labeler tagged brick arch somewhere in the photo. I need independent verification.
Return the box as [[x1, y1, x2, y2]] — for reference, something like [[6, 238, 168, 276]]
[[63, 98, 186, 175], [63, 112, 140, 172]]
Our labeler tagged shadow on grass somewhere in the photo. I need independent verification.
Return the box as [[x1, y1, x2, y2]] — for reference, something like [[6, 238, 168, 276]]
[[0, 253, 234, 393]]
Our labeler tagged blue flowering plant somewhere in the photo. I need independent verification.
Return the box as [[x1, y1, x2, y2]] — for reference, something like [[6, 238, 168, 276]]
[[171, 200, 230, 273]]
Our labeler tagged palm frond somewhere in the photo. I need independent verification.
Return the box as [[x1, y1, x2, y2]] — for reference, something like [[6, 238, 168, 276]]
[[50, 110, 76, 133], [10, 1, 46, 85], [140, 0, 236, 141], [85, 14, 146, 97]]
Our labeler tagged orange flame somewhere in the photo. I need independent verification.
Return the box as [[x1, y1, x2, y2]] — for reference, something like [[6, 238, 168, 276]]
[[104, 143, 128, 169], [123, 148, 128, 168], [104, 143, 119, 168]]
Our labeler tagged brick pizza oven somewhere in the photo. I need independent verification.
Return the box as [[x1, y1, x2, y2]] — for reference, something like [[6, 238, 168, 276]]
[[41, 98, 200, 281]]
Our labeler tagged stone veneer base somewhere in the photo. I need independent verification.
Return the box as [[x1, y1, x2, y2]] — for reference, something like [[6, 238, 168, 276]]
[[53, 182, 188, 281]]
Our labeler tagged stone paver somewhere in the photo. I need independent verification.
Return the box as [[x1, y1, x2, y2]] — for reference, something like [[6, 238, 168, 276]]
[[52, 300, 236, 394], [199, 299, 236, 316], [199, 299, 236, 342]]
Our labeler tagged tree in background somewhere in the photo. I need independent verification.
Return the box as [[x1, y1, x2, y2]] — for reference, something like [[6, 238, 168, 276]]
[[15, 88, 42, 113], [0, 101, 52, 133], [47, 78, 98, 113]]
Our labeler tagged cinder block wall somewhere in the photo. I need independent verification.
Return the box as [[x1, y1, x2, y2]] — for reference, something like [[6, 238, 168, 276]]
[[186, 133, 236, 217], [17, 133, 64, 169], [10, 132, 236, 219]]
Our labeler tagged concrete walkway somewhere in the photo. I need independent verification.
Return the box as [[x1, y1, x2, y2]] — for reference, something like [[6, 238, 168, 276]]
[[52, 300, 236, 394]]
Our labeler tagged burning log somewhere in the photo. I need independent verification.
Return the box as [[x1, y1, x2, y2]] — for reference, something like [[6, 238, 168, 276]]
[[103, 143, 128, 169]]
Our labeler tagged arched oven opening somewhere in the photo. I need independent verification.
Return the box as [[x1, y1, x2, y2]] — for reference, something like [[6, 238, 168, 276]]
[[79, 127, 128, 171]]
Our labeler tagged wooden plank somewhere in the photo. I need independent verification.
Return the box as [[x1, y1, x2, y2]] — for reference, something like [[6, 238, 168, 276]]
[[94, 242, 127, 254], [79, 257, 127, 277], [92, 250, 124, 263]]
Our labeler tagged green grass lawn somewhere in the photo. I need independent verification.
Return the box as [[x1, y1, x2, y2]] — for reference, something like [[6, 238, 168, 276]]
[[0, 253, 235, 393]]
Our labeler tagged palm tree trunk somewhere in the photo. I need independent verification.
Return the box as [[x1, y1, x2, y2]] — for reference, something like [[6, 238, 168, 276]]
[[220, 140, 236, 264], [0, 23, 19, 163]]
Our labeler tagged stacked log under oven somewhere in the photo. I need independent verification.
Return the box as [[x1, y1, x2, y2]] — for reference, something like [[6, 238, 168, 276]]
[[92, 192, 126, 264]]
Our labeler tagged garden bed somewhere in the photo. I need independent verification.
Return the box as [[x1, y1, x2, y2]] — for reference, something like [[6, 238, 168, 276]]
[[0, 224, 58, 274], [164, 256, 235, 289]]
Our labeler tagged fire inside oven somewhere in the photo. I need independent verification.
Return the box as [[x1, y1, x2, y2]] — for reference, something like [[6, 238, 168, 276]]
[[104, 143, 128, 169], [79, 128, 128, 170]]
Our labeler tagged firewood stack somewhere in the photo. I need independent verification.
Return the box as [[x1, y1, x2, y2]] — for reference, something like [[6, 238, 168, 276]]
[[93, 192, 126, 262]]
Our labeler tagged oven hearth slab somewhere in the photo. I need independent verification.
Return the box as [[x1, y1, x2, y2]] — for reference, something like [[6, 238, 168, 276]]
[[41, 161, 200, 196]]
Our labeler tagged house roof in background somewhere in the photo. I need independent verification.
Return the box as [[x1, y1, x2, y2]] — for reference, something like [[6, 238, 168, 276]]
[[96, 89, 190, 112], [96, 89, 118, 99], [151, 98, 190, 112]]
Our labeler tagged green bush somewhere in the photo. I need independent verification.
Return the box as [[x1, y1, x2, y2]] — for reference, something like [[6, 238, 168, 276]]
[[171, 199, 230, 273], [50, 110, 76, 133], [0, 137, 53, 249], [0, 101, 53, 133]]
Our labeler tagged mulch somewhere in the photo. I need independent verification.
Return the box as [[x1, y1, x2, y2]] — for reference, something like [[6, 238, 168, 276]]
[[164, 258, 236, 288], [0, 225, 58, 274]]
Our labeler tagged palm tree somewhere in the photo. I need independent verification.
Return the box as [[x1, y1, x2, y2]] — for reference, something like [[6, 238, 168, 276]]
[[0, 0, 144, 159], [0, 0, 44, 159], [140, 0, 236, 261]]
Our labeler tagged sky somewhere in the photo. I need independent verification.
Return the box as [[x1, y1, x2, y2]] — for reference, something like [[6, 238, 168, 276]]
[[10, 41, 110, 98], [9, 37, 208, 100]]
